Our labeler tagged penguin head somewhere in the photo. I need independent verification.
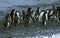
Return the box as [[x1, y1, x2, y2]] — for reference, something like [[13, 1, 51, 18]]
[[11, 9, 15, 12], [27, 7, 32, 12]]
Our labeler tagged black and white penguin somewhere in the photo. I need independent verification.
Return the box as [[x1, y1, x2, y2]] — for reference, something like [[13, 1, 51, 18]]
[[57, 6, 60, 16], [38, 10, 47, 25], [35, 7, 40, 22], [27, 7, 34, 24], [31, 10, 36, 22], [22, 10, 26, 22], [10, 9, 15, 23], [48, 6, 59, 22], [46, 9, 56, 21], [46, 9, 52, 21], [3, 13, 12, 29], [14, 11, 20, 24], [56, 6, 60, 22], [24, 7, 33, 25], [30, 10, 37, 23]]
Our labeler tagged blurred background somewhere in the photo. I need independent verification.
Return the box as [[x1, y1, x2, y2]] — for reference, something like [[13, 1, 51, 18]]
[[0, 0, 60, 10]]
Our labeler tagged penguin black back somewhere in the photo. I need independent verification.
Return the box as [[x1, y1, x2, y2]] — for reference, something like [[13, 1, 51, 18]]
[[10, 9, 15, 23]]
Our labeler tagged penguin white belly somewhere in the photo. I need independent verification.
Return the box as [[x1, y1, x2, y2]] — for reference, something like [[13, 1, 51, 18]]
[[29, 17, 32, 24], [16, 12, 20, 23], [38, 12, 44, 22], [17, 12, 20, 18], [7, 16, 11, 28], [56, 12, 60, 22], [50, 10, 53, 15], [49, 10, 54, 19], [46, 13, 48, 21], [7, 22, 10, 28]]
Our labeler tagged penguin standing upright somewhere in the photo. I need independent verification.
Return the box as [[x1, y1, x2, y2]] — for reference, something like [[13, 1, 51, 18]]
[[46, 9, 51, 21], [13, 12, 18, 24], [25, 7, 32, 24], [56, 6, 60, 22], [38, 10, 47, 25], [42, 11, 47, 25], [22, 10, 26, 22], [14, 11, 20, 24], [35, 7, 40, 22], [3, 13, 11, 29], [10, 9, 15, 23]]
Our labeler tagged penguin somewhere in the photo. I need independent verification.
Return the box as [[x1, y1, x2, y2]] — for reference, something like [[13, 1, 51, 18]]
[[15, 11, 20, 23], [38, 10, 47, 25], [14, 11, 20, 24], [3, 13, 12, 29], [30, 10, 37, 22], [27, 7, 34, 24], [26, 7, 32, 24], [10, 9, 15, 23], [35, 7, 40, 22], [46, 9, 52, 21], [22, 10, 26, 22], [46, 9, 55, 21], [48, 5, 58, 21], [56, 6, 60, 22]]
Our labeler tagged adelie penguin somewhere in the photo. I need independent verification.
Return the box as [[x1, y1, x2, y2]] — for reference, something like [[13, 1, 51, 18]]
[[51, 5, 58, 21], [27, 7, 34, 24], [35, 7, 40, 16], [3, 13, 12, 29], [46, 9, 55, 21], [38, 10, 47, 25], [46, 9, 52, 21], [3, 9, 15, 29], [31, 10, 36, 22], [57, 6, 60, 19], [35, 7, 40, 22], [22, 10, 26, 22], [24, 7, 33, 26], [14, 11, 20, 24], [30, 10, 36, 23], [10, 9, 15, 23], [48, 5, 59, 22], [56, 6, 60, 22], [25, 7, 32, 24]]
